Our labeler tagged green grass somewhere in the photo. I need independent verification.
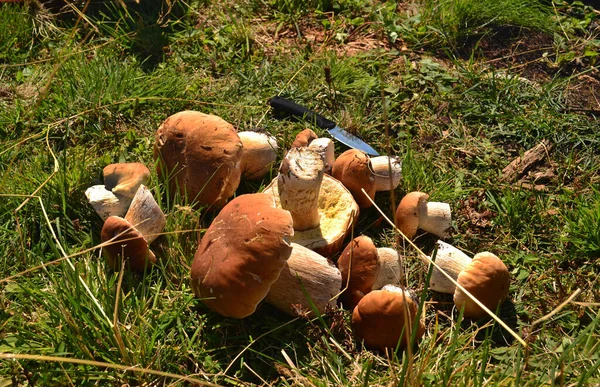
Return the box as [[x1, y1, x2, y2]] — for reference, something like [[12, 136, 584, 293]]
[[1, 0, 600, 385]]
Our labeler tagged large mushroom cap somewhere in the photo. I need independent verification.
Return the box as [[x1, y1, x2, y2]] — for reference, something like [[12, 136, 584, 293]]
[[395, 191, 429, 239], [100, 216, 156, 272], [331, 149, 376, 208], [338, 236, 380, 309], [190, 193, 294, 319], [263, 174, 359, 257], [454, 252, 510, 319], [352, 286, 425, 352], [153, 110, 243, 207], [103, 162, 150, 198]]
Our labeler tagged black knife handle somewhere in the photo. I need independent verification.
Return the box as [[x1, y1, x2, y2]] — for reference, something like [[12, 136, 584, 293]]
[[269, 96, 336, 129]]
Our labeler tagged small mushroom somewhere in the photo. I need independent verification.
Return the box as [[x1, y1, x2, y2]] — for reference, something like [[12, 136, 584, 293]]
[[238, 131, 278, 180], [290, 128, 318, 148], [263, 158, 359, 257], [428, 241, 510, 319], [99, 184, 165, 271], [332, 149, 376, 208], [338, 236, 405, 309], [103, 162, 150, 198], [352, 285, 425, 352], [395, 191, 452, 239], [266, 243, 342, 316], [370, 156, 402, 192], [190, 193, 294, 319], [154, 110, 243, 207]]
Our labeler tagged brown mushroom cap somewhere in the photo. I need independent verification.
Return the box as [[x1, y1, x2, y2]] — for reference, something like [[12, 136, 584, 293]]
[[190, 193, 294, 319], [291, 128, 318, 148], [338, 236, 380, 309], [103, 162, 151, 198], [395, 191, 429, 239], [100, 216, 156, 272], [263, 174, 359, 257], [331, 149, 376, 208], [352, 287, 425, 352], [153, 111, 243, 207], [454, 252, 511, 319]]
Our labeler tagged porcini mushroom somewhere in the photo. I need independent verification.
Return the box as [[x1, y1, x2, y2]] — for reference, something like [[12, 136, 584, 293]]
[[266, 243, 342, 316], [103, 162, 150, 198], [338, 236, 405, 309], [429, 241, 510, 319], [370, 156, 402, 192], [290, 128, 318, 148], [307, 138, 335, 174], [190, 193, 294, 319], [395, 191, 452, 239], [352, 285, 425, 352], [153, 110, 243, 207], [99, 184, 165, 271], [332, 149, 376, 208], [85, 185, 131, 221], [263, 157, 359, 257], [238, 131, 278, 180]]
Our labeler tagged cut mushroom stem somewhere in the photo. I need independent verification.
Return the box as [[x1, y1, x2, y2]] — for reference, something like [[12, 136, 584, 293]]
[[238, 131, 279, 180], [266, 243, 342, 316], [85, 185, 131, 221], [371, 156, 402, 191], [372, 248, 404, 290], [124, 185, 166, 244], [419, 201, 452, 237], [277, 148, 325, 231], [428, 240, 472, 294], [307, 138, 335, 174]]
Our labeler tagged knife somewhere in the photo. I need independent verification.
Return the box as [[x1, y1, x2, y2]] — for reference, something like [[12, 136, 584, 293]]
[[269, 96, 380, 156]]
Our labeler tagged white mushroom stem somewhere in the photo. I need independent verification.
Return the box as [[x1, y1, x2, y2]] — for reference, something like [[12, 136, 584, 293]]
[[371, 156, 402, 191], [85, 185, 131, 221], [428, 240, 472, 294], [307, 138, 335, 174], [238, 131, 279, 180], [277, 148, 324, 231], [419, 201, 452, 238], [124, 185, 166, 244], [372, 248, 404, 290], [266, 243, 342, 316]]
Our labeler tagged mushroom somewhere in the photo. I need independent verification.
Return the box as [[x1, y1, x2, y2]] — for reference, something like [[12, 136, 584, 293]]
[[103, 162, 151, 198], [428, 241, 510, 319], [266, 243, 342, 316], [277, 147, 324, 231], [337, 236, 405, 309], [290, 128, 318, 148], [153, 110, 243, 207], [352, 285, 425, 352], [263, 154, 359, 257], [99, 184, 165, 271], [395, 191, 452, 239], [307, 138, 335, 174], [238, 131, 278, 180], [190, 193, 294, 319], [85, 162, 151, 220], [331, 149, 376, 208], [370, 156, 402, 192]]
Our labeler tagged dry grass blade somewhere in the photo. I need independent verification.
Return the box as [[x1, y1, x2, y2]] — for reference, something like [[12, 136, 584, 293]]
[[361, 189, 527, 347], [0, 353, 216, 386], [532, 288, 582, 328]]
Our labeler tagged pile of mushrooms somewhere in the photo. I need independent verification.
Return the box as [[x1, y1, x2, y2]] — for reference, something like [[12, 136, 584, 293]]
[[83, 110, 514, 357]]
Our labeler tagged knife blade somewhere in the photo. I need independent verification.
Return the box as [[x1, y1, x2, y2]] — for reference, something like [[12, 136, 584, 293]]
[[269, 96, 380, 156]]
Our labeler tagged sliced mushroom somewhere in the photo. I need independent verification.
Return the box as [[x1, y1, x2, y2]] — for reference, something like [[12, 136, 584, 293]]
[[307, 138, 335, 174], [85, 185, 131, 221], [124, 185, 166, 244], [266, 243, 342, 316], [395, 191, 452, 239], [370, 156, 402, 192]]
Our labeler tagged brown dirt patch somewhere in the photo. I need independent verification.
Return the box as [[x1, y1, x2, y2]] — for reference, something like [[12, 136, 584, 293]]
[[562, 73, 600, 113]]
